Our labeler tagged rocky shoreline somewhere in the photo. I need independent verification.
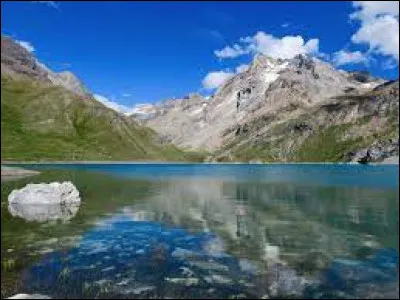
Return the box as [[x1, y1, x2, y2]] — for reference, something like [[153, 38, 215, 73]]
[[1, 166, 40, 181]]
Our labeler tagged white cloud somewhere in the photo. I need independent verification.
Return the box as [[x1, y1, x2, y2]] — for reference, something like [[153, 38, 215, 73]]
[[332, 50, 369, 66], [304, 39, 320, 54], [246, 32, 320, 59], [235, 64, 249, 73], [93, 94, 132, 115], [350, 1, 399, 61], [202, 71, 235, 90], [15, 39, 35, 52], [281, 23, 290, 28], [352, 15, 399, 61], [214, 31, 320, 60], [31, 1, 59, 9], [214, 44, 249, 59], [350, 1, 399, 21], [122, 93, 132, 97], [202, 63, 250, 90]]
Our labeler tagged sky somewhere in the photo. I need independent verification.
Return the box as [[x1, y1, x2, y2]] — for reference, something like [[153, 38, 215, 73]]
[[1, 1, 399, 113]]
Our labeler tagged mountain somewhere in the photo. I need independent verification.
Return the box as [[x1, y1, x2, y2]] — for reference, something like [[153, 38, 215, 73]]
[[1, 36, 202, 162], [1, 36, 88, 97], [1, 35, 397, 163], [139, 54, 398, 163]]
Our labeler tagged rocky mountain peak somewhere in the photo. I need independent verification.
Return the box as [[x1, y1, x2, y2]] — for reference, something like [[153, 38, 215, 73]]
[[1, 36, 48, 80], [250, 54, 281, 70], [141, 51, 392, 151], [1, 35, 89, 97]]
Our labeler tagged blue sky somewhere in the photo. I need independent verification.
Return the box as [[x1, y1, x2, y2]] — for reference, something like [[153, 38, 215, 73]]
[[1, 1, 399, 111]]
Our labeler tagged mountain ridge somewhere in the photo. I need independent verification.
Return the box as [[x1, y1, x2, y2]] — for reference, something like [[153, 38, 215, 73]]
[[135, 53, 398, 163], [1, 35, 203, 162], [1, 35, 398, 163]]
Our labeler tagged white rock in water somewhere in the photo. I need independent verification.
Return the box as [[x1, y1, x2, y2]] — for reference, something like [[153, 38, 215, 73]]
[[7, 294, 51, 299], [8, 182, 80, 205], [7, 182, 81, 222]]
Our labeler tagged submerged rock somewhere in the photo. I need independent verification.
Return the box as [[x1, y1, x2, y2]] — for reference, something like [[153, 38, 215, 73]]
[[265, 263, 308, 297], [305, 248, 399, 299], [165, 277, 199, 286], [7, 182, 81, 222]]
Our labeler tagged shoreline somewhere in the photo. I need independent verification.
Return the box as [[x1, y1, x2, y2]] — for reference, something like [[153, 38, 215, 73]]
[[1, 160, 399, 165], [1, 166, 40, 181]]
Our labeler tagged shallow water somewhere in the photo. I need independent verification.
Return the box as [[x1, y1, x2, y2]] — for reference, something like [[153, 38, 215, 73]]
[[1, 164, 399, 299]]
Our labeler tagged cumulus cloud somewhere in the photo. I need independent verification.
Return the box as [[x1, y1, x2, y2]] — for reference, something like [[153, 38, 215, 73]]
[[202, 63, 251, 90], [350, 1, 399, 21], [332, 50, 369, 66], [31, 1, 60, 9], [15, 39, 35, 52], [214, 44, 250, 59], [350, 1, 399, 61], [214, 31, 320, 60], [245, 32, 320, 59], [202, 71, 235, 90], [93, 94, 132, 115], [352, 15, 399, 60]]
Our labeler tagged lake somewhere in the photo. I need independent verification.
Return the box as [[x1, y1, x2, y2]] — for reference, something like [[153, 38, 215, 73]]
[[1, 164, 399, 299]]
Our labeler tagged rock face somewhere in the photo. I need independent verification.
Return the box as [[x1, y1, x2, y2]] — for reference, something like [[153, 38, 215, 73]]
[[136, 54, 397, 162], [1, 36, 88, 97], [347, 139, 399, 163], [1, 36, 48, 81], [139, 54, 388, 151], [8, 182, 81, 222]]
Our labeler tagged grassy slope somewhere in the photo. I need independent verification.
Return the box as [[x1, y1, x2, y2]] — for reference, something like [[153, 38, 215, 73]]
[[225, 119, 398, 163], [1, 76, 204, 161], [213, 96, 398, 163]]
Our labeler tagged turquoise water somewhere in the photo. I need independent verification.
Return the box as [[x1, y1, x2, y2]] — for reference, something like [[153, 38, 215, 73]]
[[1, 164, 398, 298], [11, 163, 399, 188]]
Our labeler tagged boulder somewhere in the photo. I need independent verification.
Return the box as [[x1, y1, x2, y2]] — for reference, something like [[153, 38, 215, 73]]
[[8, 182, 80, 205], [7, 182, 81, 222]]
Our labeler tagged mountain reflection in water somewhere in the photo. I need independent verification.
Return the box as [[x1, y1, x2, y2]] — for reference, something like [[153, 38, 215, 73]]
[[1, 165, 398, 299]]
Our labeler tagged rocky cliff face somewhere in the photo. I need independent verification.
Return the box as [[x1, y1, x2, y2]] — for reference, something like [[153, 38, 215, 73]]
[[1, 36, 48, 81], [1, 36, 89, 97], [138, 54, 397, 162]]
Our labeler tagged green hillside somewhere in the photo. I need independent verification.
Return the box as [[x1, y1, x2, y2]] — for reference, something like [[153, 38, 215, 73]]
[[1, 76, 202, 161]]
